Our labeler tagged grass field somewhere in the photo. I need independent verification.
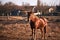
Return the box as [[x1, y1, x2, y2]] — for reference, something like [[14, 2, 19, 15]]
[[0, 16, 60, 40]]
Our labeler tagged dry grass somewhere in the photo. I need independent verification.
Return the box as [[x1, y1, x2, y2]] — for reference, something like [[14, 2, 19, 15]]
[[0, 16, 60, 40]]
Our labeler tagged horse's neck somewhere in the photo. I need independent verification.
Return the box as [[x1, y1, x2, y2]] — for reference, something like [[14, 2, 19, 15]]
[[30, 14, 39, 22], [35, 16, 39, 21]]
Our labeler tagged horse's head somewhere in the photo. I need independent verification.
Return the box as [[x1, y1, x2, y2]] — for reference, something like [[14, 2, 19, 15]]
[[27, 12, 33, 21]]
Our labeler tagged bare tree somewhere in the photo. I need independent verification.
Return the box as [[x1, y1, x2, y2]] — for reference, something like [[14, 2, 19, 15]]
[[0, 1, 2, 5], [4, 2, 15, 6]]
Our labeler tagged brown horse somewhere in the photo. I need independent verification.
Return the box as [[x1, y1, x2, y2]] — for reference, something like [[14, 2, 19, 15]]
[[27, 12, 48, 40]]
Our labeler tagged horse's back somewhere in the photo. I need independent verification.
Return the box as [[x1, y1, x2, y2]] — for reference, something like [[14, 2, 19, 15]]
[[40, 18, 48, 26], [35, 18, 48, 29]]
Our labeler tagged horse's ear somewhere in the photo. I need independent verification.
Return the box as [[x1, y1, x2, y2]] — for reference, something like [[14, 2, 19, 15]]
[[27, 12, 33, 21], [27, 12, 30, 21]]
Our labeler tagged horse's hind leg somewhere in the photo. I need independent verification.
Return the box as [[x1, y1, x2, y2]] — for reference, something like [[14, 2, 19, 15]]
[[44, 26, 48, 39], [44, 26, 46, 33], [43, 27, 46, 40], [40, 28, 43, 39], [42, 27, 46, 40]]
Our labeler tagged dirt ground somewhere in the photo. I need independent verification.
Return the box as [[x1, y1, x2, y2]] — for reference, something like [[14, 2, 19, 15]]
[[0, 20, 60, 40]]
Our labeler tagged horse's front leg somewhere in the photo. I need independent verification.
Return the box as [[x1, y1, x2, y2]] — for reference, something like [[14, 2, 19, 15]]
[[31, 29, 35, 40], [34, 28, 37, 40], [31, 28, 34, 40]]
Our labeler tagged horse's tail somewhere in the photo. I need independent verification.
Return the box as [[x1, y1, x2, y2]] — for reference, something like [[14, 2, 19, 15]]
[[44, 26, 46, 33]]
